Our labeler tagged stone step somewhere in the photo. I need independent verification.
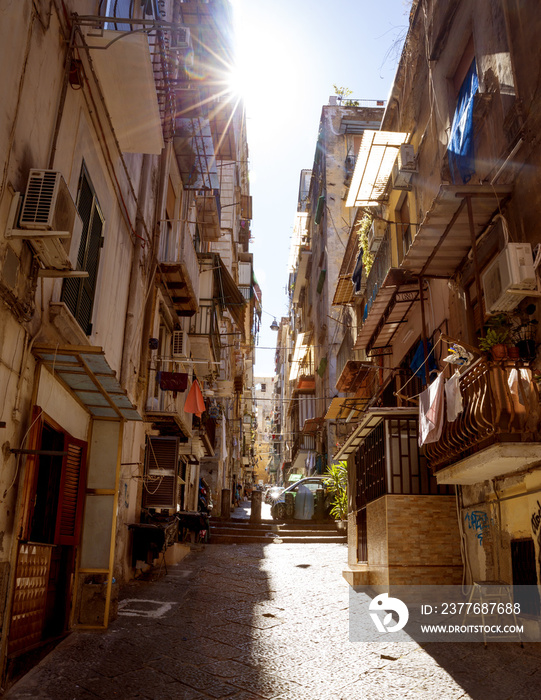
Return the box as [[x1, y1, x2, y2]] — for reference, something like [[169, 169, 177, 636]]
[[211, 519, 338, 531], [209, 532, 347, 545], [211, 526, 342, 538]]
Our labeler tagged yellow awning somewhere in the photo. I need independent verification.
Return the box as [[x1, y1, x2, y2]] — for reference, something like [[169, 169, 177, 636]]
[[324, 397, 368, 421]]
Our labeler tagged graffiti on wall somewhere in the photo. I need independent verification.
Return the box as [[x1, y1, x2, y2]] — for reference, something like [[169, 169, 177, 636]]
[[464, 510, 493, 545], [530, 500, 541, 572], [531, 500, 541, 535]]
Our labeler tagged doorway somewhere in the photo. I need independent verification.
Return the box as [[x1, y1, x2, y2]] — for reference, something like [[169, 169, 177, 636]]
[[8, 410, 87, 657]]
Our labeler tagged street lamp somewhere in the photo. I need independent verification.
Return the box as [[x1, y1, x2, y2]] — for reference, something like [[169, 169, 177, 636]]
[[270, 318, 279, 331]]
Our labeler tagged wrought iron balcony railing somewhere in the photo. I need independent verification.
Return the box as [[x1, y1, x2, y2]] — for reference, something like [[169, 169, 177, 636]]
[[426, 359, 541, 471]]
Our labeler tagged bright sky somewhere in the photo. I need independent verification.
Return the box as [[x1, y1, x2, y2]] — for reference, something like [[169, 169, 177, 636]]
[[230, 0, 411, 375]]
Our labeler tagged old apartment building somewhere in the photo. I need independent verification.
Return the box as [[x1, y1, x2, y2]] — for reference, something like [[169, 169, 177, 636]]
[[328, 0, 541, 607], [275, 0, 541, 623], [0, 0, 256, 684]]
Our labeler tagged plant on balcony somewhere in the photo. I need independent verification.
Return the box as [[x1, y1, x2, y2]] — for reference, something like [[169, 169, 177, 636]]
[[357, 215, 374, 275], [323, 460, 348, 524], [478, 314, 512, 359]]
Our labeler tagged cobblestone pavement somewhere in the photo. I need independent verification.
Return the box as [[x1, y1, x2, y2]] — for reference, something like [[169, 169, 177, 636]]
[[4, 542, 541, 699]]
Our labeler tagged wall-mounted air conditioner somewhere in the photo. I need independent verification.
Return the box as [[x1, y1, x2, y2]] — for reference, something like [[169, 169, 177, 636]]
[[391, 144, 417, 191], [172, 330, 191, 360], [6, 170, 82, 270], [482, 243, 536, 313], [169, 26, 191, 51], [142, 436, 180, 510], [367, 219, 386, 253]]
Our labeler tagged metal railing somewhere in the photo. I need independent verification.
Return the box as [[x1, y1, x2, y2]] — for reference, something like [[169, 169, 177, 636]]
[[426, 359, 541, 470], [364, 230, 391, 313], [337, 328, 356, 381], [188, 300, 221, 363], [158, 220, 200, 302], [145, 359, 193, 431]]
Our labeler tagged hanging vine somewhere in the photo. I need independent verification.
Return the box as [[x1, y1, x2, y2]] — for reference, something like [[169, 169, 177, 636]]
[[357, 214, 374, 275]]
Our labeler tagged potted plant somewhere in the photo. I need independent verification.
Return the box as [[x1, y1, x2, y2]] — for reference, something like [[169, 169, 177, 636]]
[[323, 460, 348, 531], [478, 314, 511, 359]]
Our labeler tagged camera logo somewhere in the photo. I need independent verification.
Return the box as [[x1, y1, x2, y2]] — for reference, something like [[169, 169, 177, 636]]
[[369, 593, 409, 633]]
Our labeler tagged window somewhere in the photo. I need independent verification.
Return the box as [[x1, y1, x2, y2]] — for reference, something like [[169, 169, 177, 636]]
[[511, 538, 540, 617], [61, 165, 104, 335]]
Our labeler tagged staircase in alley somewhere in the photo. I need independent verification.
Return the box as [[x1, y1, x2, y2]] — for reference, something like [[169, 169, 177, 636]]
[[210, 517, 347, 545]]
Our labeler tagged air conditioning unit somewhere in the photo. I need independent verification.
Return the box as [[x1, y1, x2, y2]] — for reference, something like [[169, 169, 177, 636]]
[[172, 330, 190, 360], [367, 219, 386, 253], [142, 436, 179, 510], [482, 243, 536, 313], [6, 170, 82, 270], [169, 26, 191, 51], [391, 144, 417, 191]]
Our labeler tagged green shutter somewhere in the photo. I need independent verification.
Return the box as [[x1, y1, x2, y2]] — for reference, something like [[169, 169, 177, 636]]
[[317, 269, 326, 294], [315, 194, 325, 224]]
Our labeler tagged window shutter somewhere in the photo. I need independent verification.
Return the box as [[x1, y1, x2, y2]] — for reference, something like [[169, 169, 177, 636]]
[[56, 436, 87, 546], [143, 436, 179, 510], [61, 167, 104, 335]]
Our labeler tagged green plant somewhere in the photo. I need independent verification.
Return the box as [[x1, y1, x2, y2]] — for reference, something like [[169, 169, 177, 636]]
[[323, 460, 348, 520], [333, 84, 359, 107], [478, 327, 509, 351], [357, 215, 374, 275]]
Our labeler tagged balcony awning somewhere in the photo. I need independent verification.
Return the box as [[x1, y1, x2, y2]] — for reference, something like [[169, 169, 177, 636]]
[[33, 345, 141, 421], [401, 184, 513, 277], [289, 332, 310, 382], [354, 282, 420, 355], [302, 416, 325, 435], [346, 131, 409, 207], [334, 407, 417, 460], [333, 226, 361, 305], [325, 397, 369, 421], [214, 257, 246, 339], [85, 30, 164, 155]]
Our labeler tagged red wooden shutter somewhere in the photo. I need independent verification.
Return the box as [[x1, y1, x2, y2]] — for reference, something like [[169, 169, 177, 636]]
[[55, 435, 87, 546]]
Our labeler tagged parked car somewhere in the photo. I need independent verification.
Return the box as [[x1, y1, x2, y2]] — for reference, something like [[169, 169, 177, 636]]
[[265, 486, 284, 504], [270, 477, 329, 520]]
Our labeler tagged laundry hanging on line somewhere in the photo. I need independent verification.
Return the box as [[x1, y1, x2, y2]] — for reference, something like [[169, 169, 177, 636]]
[[419, 372, 445, 446], [444, 370, 463, 422]]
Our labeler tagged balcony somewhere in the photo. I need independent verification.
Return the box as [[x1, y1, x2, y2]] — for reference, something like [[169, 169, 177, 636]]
[[426, 359, 541, 484], [291, 434, 316, 468], [188, 300, 221, 364], [145, 362, 194, 438], [158, 221, 199, 318], [354, 229, 419, 356], [193, 414, 216, 457], [195, 190, 222, 241]]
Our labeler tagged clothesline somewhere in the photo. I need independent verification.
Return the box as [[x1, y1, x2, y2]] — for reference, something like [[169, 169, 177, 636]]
[[394, 336, 443, 404]]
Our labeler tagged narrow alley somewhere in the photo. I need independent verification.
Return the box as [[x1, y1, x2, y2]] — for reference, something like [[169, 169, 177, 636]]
[[4, 537, 541, 700]]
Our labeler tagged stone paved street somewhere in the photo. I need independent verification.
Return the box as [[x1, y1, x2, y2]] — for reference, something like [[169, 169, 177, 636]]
[[4, 542, 541, 699]]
